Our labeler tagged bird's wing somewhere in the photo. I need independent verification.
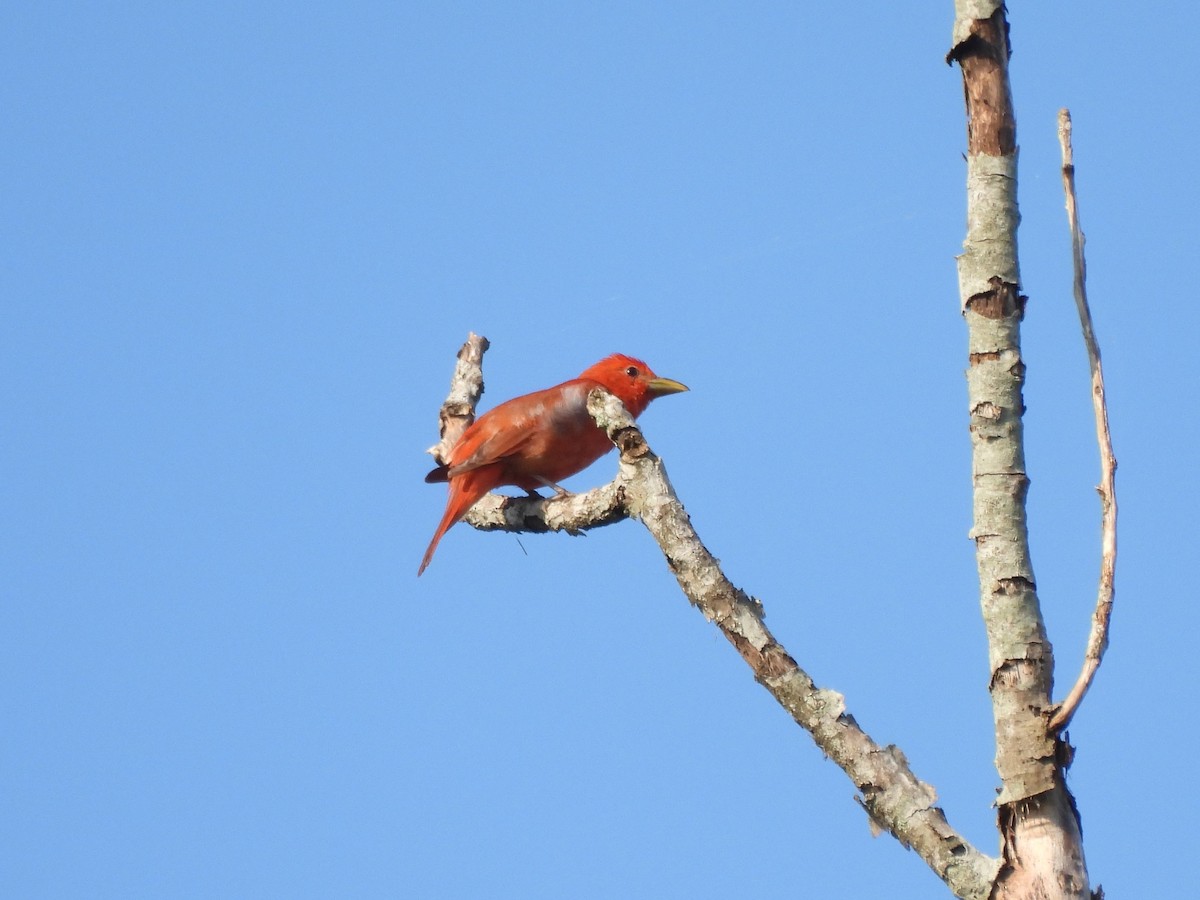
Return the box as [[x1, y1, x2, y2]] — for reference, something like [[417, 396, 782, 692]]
[[444, 384, 580, 478]]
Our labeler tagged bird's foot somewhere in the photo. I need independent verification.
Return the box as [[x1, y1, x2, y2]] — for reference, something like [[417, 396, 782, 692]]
[[534, 478, 572, 498]]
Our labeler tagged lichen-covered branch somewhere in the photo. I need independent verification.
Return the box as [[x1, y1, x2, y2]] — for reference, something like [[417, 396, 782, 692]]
[[462, 481, 630, 536], [585, 389, 999, 900], [949, 0, 1057, 808], [426, 332, 490, 467], [1048, 110, 1118, 733], [949, 3, 1093, 897], [423, 338, 999, 899]]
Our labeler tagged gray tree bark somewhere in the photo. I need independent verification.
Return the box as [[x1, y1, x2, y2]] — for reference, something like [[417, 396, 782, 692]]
[[948, 2, 1094, 897], [424, 4, 1112, 897]]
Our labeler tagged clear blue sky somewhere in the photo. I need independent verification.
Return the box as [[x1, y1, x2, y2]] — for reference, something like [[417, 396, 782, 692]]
[[4, 3, 1195, 897]]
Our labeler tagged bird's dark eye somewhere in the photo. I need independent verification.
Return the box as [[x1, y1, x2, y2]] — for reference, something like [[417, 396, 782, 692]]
[[625, 366, 639, 377]]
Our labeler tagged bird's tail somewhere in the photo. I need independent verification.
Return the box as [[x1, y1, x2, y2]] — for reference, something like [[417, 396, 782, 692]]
[[418, 474, 486, 576], [418, 511, 455, 576]]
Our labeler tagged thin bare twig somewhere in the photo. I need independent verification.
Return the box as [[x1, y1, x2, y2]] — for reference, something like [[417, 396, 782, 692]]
[[1048, 109, 1119, 732]]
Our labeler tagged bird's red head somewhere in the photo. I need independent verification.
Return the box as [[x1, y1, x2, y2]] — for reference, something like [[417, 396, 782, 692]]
[[577, 354, 689, 418]]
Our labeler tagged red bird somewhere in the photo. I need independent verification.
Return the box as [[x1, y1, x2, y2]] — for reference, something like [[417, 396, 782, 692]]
[[420, 354, 688, 575]]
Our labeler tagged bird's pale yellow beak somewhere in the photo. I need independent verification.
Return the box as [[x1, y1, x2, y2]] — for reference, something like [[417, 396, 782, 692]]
[[646, 377, 689, 398]]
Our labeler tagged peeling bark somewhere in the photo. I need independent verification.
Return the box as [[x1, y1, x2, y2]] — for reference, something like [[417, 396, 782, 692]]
[[950, 2, 1093, 897]]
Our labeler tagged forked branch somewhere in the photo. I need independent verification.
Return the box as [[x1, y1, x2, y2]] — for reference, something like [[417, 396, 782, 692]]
[[426, 338, 1000, 900]]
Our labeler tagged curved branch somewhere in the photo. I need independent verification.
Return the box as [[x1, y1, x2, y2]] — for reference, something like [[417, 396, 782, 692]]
[[1048, 110, 1119, 733]]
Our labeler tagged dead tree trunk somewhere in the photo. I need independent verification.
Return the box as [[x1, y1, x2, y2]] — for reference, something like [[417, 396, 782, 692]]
[[948, 3, 1094, 897], [425, 4, 1116, 897]]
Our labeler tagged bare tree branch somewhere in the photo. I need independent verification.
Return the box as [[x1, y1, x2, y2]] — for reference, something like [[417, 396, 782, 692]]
[[949, 0, 1058, 810], [424, 338, 1000, 899], [948, 3, 1098, 896], [584, 388, 1000, 898], [1048, 110, 1119, 733], [463, 481, 631, 536], [423, 8, 1111, 895], [426, 331, 489, 467]]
